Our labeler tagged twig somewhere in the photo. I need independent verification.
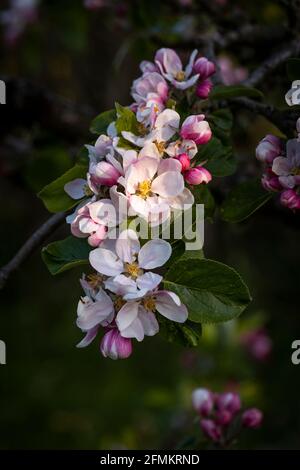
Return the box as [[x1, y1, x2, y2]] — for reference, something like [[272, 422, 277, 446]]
[[0, 212, 66, 289], [230, 97, 299, 135], [243, 39, 300, 87]]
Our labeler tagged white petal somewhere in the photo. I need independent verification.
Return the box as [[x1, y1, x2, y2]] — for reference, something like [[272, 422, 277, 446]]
[[104, 274, 137, 296], [138, 306, 159, 337], [137, 272, 163, 291], [139, 142, 161, 160], [116, 301, 139, 331], [129, 194, 151, 218], [64, 178, 87, 199], [89, 248, 124, 276], [76, 293, 114, 331], [120, 317, 145, 342], [167, 188, 194, 210], [171, 74, 199, 90], [185, 49, 198, 77], [138, 239, 172, 269], [76, 326, 99, 348], [89, 199, 118, 227], [272, 156, 291, 176], [158, 158, 182, 174], [155, 290, 188, 323], [116, 229, 140, 263], [152, 171, 184, 197]]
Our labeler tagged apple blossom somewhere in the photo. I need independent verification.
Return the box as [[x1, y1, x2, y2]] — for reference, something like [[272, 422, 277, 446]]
[[196, 78, 213, 99], [89, 229, 171, 293], [115, 156, 193, 225], [100, 327, 133, 360], [256, 134, 283, 164], [193, 57, 216, 79], [192, 388, 214, 417], [184, 166, 212, 185], [180, 114, 212, 145], [272, 139, 300, 189], [242, 408, 263, 429], [280, 189, 300, 210], [155, 48, 199, 90]]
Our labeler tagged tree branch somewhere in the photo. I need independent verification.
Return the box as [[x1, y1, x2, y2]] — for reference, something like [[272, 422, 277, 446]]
[[0, 212, 66, 289], [243, 39, 300, 87]]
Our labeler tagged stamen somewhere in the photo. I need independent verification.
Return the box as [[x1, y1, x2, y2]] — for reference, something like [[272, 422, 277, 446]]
[[87, 273, 103, 289], [136, 180, 152, 198], [175, 70, 185, 82], [124, 262, 142, 279], [143, 296, 156, 312]]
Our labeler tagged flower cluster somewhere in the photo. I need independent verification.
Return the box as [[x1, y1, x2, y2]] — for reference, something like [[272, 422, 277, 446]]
[[256, 118, 300, 211], [64, 48, 215, 359], [192, 388, 263, 446]]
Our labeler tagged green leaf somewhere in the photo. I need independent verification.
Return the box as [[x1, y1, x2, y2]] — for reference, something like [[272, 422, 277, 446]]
[[38, 164, 87, 213], [115, 102, 139, 135], [90, 109, 116, 135], [159, 318, 202, 347], [209, 109, 233, 132], [42, 236, 92, 275], [287, 58, 300, 81], [164, 259, 251, 324], [196, 137, 236, 177], [209, 85, 263, 100], [220, 179, 273, 223]]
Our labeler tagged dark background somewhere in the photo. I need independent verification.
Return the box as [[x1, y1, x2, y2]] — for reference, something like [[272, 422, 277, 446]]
[[0, 0, 299, 449]]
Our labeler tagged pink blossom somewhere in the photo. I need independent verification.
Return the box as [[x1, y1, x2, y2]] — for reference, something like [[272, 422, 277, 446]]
[[175, 153, 191, 172], [155, 48, 199, 90], [242, 408, 263, 428], [280, 189, 300, 210], [180, 114, 212, 145], [100, 327, 133, 360], [131, 72, 168, 106], [261, 170, 282, 192], [216, 392, 241, 415], [272, 139, 300, 189], [256, 134, 283, 164], [184, 166, 212, 185], [192, 388, 214, 417], [193, 57, 216, 79], [196, 79, 213, 99], [200, 419, 222, 443], [240, 328, 272, 362]]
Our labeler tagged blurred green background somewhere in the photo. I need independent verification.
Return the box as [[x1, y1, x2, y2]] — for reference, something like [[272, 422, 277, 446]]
[[0, 0, 300, 450]]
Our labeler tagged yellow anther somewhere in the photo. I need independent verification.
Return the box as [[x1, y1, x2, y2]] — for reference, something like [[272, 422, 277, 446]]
[[136, 179, 152, 198]]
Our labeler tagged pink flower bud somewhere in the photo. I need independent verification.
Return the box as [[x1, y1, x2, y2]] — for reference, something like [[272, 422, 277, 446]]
[[192, 388, 214, 417], [216, 392, 241, 415], [200, 419, 222, 443], [242, 408, 263, 428], [184, 166, 212, 185], [256, 134, 283, 164], [196, 79, 213, 99], [94, 161, 121, 187], [280, 189, 300, 210], [194, 57, 216, 79], [215, 410, 232, 426], [100, 329, 133, 360], [261, 172, 282, 192], [180, 115, 212, 145], [175, 153, 191, 172]]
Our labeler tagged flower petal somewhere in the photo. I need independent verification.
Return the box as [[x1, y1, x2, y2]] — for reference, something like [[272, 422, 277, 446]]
[[120, 317, 145, 342], [155, 290, 188, 323], [138, 306, 159, 336], [138, 239, 171, 269], [152, 171, 184, 197], [105, 274, 137, 296], [137, 272, 163, 291], [89, 248, 124, 276], [76, 326, 99, 348], [125, 156, 159, 194], [64, 178, 87, 199], [116, 229, 140, 263], [272, 157, 291, 176], [116, 301, 139, 331]]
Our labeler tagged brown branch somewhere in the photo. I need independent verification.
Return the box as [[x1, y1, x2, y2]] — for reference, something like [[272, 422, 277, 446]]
[[243, 39, 300, 87], [0, 212, 66, 290], [230, 97, 299, 135]]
